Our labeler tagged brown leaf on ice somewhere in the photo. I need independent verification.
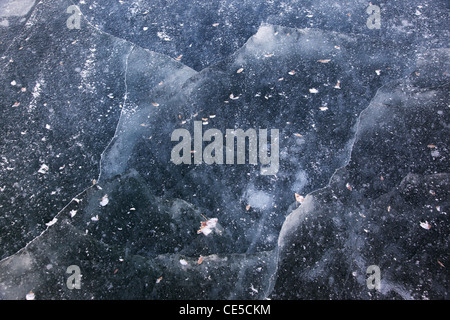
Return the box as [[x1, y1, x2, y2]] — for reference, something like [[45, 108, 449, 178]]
[[237, 68, 244, 73], [420, 221, 431, 230], [334, 80, 341, 89], [294, 133, 303, 137], [317, 59, 331, 63], [197, 256, 204, 265], [295, 193, 304, 203], [152, 102, 160, 106], [437, 260, 445, 268], [246, 204, 251, 211]]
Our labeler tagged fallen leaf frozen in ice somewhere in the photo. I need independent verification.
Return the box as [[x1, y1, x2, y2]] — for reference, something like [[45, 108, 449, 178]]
[[437, 260, 445, 268], [212, 23, 219, 27], [100, 194, 109, 206], [334, 80, 341, 89], [229, 93, 239, 100], [420, 221, 431, 230], [309, 88, 319, 94], [236, 68, 244, 73], [264, 53, 274, 58], [346, 183, 352, 191], [156, 276, 163, 283], [319, 106, 329, 111], [197, 256, 204, 265], [26, 291, 35, 300], [317, 59, 331, 63], [294, 133, 303, 137], [295, 193, 304, 203], [197, 218, 219, 236], [246, 204, 251, 211], [288, 70, 296, 75], [151, 102, 160, 106], [427, 144, 436, 148], [175, 55, 183, 61]]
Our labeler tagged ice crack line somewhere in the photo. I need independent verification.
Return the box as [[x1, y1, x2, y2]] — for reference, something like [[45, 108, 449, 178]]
[[97, 44, 134, 183], [0, 184, 94, 264]]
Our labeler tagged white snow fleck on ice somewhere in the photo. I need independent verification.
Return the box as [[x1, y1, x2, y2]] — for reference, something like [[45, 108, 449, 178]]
[[45, 217, 57, 227], [179, 259, 188, 266], [431, 150, 440, 157], [157, 31, 172, 41], [99, 194, 109, 206], [309, 88, 319, 94], [37, 164, 49, 174]]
